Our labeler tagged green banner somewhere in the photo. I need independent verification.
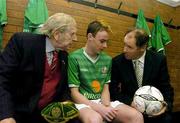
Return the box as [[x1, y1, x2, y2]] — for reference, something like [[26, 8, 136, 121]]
[[0, 0, 7, 50], [135, 9, 151, 48], [149, 15, 171, 54], [23, 0, 49, 33]]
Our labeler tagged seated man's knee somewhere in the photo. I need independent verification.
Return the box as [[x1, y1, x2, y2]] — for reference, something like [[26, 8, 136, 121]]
[[134, 110, 143, 121], [127, 108, 144, 123], [84, 114, 103, 123], [87, 113, 103, 123], [80, 111, 103, 123], [115, 105, 143, 123]]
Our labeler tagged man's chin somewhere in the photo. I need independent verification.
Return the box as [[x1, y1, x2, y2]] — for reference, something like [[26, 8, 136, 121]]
[[97, 50, 102, 54], [124, 55, 131, 60], [56, 48, 67, 51]]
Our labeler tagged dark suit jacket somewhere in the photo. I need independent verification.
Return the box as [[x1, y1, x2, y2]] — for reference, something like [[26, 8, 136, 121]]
[[110, 50, 174, 112], [0, 32, 70, 121]]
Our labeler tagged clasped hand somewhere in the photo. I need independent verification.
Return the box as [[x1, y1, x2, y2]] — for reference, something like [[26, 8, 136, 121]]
[[95, 104, 118, 122]]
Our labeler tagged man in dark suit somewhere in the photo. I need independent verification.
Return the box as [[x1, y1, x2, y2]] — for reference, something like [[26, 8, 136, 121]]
[[0, 13, 77, 123], [110, 28, 174, 123]]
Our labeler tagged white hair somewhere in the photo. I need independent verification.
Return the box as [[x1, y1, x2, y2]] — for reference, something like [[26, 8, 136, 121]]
[[39, 13, 76, 37]]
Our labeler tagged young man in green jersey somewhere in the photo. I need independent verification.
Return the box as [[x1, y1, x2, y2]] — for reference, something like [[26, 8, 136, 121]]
[[68, 20, 144, 123]]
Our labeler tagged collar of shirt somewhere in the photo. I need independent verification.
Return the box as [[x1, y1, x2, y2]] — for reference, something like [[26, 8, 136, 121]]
[[46, 37, 56, 65], [132, 50, 146, 69], [132, 50, 146, 64], [83, 48, 99, 64], [46, 37, 55, 53]]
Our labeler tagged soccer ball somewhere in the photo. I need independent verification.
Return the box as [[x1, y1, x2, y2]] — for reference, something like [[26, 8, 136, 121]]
[[133, 85, 165, 116]]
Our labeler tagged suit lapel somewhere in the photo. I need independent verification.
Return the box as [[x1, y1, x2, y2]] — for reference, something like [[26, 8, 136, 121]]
[[55, 51, 68, 94], [58, 51, 65, 88], [143, 51, 153, 85], [28, 35, 46, 110], [123, 57, 139, 88], [58, 51, 67, 76], [33, 35, 46, 88]]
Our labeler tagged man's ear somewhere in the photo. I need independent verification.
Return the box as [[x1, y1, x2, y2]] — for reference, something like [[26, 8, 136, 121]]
[[53, 30, 60, 41], [87, 33, 93, 40], [140, 44, 147, 51]]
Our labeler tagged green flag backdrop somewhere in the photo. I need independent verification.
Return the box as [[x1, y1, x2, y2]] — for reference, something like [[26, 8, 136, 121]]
[[0, 0, 7, 50], [136, 9, 151, 35], [135, 9, 151, 49], [149, 15, 171, 54], [23, 0, 48, 33]]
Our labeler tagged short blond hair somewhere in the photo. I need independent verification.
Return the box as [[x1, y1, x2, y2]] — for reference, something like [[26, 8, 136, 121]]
[[39, 13, 76, 37], [86, 19, 112, 37]]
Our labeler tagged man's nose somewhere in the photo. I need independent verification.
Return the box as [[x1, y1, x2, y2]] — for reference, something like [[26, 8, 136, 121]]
[[123, 46, 127, 52], [103, 42, 107, 48], [72, 35, 77, 42]]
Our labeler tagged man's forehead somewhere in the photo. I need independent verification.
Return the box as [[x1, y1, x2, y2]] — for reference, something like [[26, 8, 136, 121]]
[[68, 25, 77, 31], [126, 31, 136, 37]]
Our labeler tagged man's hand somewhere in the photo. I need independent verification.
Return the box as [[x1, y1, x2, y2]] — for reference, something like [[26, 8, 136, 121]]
[[131, 101, 167, 117], [131, 101, 136, 108], [91, 103, 117, 122], [0, 118, 16, 123], [102, 106, 118, 122], [148, 101, 167, 117]]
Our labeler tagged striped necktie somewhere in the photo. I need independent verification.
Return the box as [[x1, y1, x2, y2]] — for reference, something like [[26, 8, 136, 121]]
[[50, 51, 58, 71], [134, 60, 143, 87]]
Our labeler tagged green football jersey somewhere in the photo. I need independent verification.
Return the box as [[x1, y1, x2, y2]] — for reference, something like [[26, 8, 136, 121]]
[[68, 48, 111, 100]]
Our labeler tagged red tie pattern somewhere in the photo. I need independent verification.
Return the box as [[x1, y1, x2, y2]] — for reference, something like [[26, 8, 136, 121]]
[[50, 51, 58, 71]]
